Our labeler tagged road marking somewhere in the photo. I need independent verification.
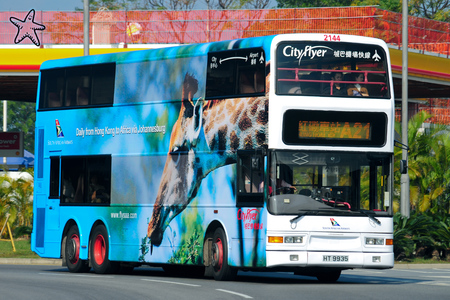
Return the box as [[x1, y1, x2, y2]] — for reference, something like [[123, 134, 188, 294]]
[[425, 275, 450, 279], [395, 269, 436, 274], [39, 273, 114, 279], [141, 279, 200, 287], [417, 281, 450, 286], [216, 289, 253, 299]]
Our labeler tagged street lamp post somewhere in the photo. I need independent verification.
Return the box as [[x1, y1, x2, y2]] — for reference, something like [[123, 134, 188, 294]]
[[401, 0, 410, 218], [83, 0, 90, 56]]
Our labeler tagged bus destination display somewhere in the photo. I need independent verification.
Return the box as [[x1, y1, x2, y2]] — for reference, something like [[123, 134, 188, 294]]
[[298, 121, 371, 141], [283, 110, 387, 146]]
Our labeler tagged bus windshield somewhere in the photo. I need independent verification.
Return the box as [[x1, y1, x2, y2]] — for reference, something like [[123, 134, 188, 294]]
[[267, 150, 392, 216], [276, 41, 389, 98]]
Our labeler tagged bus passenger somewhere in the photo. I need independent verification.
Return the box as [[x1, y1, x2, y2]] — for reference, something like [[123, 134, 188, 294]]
[[259, 168, 296, 194], [62, 176, 75, 203], [347, 72, 369, 97], [239, 72, 255, 94], [288, 85, 302, 94], [89, 175, 109, 203], [253, 70, 265, 93], [323, 72, 345, 96]]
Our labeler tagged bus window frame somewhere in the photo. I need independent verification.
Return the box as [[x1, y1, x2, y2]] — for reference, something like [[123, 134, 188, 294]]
[[38, 63, 116, 111], [206, 48, 266, 100], [49, 156, 60, 199], [275, 41, 390, 99], [55, 155, 112, 206]]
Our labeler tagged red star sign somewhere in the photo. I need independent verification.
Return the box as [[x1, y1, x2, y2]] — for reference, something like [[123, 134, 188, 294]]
[[10, 9, 46, 47]]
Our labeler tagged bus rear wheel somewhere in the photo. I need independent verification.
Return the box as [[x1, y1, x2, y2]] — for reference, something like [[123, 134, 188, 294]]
[[65, 225, 90, 273], [90, 224, 118, 274], [209, 228, 237, 281]]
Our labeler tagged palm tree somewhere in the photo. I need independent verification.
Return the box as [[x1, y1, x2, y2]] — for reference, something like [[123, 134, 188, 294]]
[[395, 110, 450, 213], [7, 174, 34, 227], [0, 173, 15, 238]]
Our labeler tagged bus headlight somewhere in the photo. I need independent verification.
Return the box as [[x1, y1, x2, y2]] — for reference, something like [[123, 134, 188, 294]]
[[268, 236, 303, 243], [285, 236, 303, 243], [366, 238, 384, 245]]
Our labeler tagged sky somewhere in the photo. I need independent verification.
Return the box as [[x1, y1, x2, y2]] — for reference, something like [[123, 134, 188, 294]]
[[0, 0, 79, 11], [0, 0, 278, 12]]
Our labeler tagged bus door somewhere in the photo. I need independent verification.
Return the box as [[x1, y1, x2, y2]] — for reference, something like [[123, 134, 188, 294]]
[[46, 156, 61, 231], [236, 149, 265, 207]]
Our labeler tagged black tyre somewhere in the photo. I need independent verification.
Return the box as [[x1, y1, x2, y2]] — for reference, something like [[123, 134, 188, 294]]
[[209, 228, 237, 281], [65, 225, 90, 273], [90, 224, 118, 274], [163, 265, 205, 278], [316, 270, 341, 283]]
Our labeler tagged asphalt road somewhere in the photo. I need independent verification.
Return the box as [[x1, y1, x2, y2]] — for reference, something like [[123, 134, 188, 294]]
[[1, 262, 450, 299]]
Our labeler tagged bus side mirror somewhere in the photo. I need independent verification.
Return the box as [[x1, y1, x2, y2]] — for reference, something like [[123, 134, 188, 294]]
[[400, 160, 408, 174]]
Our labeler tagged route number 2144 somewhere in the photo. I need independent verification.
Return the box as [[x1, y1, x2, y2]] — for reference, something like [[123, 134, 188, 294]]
[[324, 35, 341, 41]]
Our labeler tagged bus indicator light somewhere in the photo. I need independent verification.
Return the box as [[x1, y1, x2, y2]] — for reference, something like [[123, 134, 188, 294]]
[[268, 236, 284, 243]]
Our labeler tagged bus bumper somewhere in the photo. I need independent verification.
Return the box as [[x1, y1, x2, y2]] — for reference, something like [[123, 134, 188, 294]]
[[266, 251, 394, 269]]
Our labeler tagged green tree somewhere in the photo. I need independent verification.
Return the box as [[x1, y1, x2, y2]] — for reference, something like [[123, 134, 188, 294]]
[[80, 0, 271, 10], [350, 0, 402, 12], [410, 0, 450, 21], [277, 0, 352, 8], [0, 172, 34, 238], [142, 0, 198, 10], [213, 0, 271, 9], [395, 110, 450, 214], [0, 174, 14, 238], [77, 0, 144, 10], [7, 171, 34, 228]]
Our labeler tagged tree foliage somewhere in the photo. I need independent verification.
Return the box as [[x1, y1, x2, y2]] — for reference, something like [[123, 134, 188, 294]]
[[0, 171, 33, 239], [276, 0, 450, 22], [394, 212, 450, 260], [277, 0, 352, 8], [392, 111, 450, 260], [79, 0, 270, 10], [410, 0, 450, 21], [77, 0, 144, 10], [350, 0, 403, 12], [395, 111, 450, 214]]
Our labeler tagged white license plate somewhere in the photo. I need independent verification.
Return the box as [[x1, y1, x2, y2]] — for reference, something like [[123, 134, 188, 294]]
[[323, 255, 349, 262]]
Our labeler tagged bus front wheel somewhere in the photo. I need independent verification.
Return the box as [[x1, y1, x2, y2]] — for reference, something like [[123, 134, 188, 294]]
[[209, 228, 237, 281], [316, 270, 341, 283], [65, 225, 90, 273], [90, 224, 118, 274]]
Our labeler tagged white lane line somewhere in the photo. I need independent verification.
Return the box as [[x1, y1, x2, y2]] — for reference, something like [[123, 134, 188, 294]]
[[394, 269, 436, 274], [141, 279, 200, 287], [417, 281, 450, 286], [39, 273, 114, 278], [216, 289, 253, 299]]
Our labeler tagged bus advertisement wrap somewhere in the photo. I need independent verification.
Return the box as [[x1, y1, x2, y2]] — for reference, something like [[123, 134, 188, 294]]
[[32, 34, 394, 282]]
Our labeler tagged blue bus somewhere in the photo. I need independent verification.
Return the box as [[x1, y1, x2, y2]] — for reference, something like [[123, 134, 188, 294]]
[[32, 33, 394, 282]]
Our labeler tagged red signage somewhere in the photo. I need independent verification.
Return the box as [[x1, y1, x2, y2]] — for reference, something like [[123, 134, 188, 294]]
[[0, 132, 23, 157]]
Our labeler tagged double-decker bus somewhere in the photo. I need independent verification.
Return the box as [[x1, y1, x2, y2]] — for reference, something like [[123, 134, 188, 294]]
[[31, 33, 394, 282]]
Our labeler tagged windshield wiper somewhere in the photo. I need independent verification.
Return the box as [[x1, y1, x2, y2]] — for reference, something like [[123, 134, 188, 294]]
[[290, 211, 315, 224], [360, 210, 381, 225], [290, 209, 334, 224]]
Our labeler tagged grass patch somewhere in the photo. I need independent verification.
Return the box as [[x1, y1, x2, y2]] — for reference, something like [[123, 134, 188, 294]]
[[0, 239, 40, 259], [396, 257, 450, 264]]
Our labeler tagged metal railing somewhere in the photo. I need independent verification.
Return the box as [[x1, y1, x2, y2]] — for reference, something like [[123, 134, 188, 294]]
[[1, 7, 449, 56]]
